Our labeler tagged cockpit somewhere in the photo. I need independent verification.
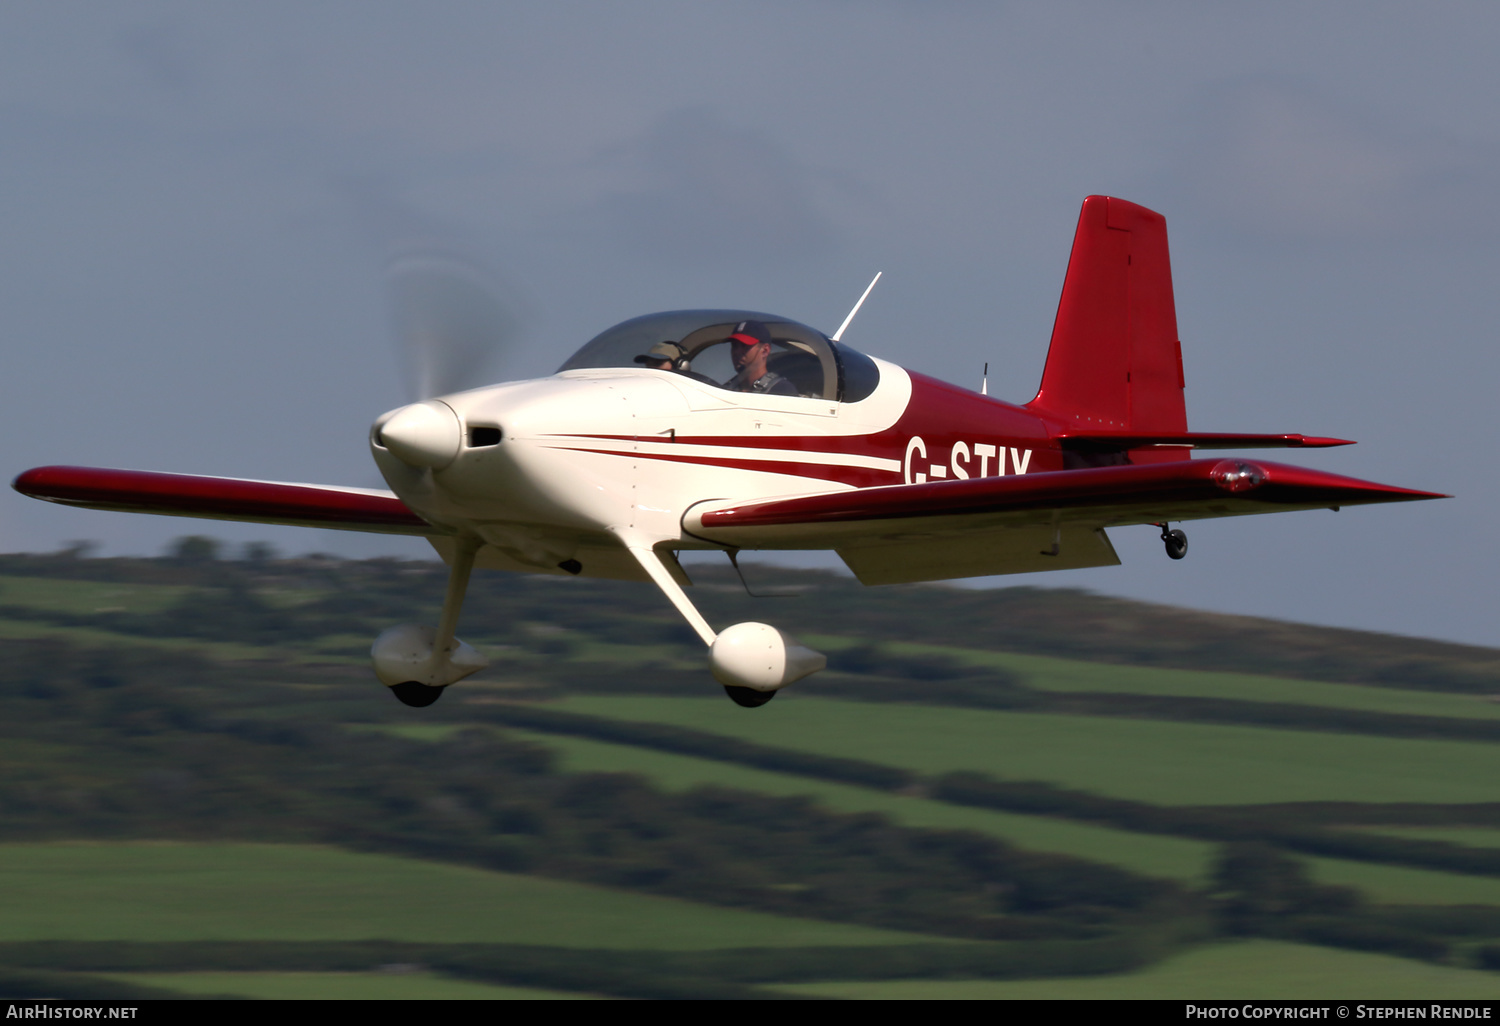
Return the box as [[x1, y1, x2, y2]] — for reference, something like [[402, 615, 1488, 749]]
[[557, 309, 881, 403]]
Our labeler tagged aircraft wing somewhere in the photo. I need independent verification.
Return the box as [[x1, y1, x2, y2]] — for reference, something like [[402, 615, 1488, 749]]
[[12, 466, 440, 536], [685, 458, 1446, 585]]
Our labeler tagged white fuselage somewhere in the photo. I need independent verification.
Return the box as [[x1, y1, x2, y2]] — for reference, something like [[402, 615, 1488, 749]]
[[371, 363, 911, 580]]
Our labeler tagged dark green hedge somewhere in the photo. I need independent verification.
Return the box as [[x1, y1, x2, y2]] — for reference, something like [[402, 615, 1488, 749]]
[[476, 702, 916, 791], [0, 936, 1182, 997]]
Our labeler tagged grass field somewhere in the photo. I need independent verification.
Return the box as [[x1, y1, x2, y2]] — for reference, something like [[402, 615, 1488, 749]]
[[379, 720, 1500, 906], [0, 574, 336, 615], [0, 576, 188, 615], [551, 695, 1500, 806], [1310, 857, 1500, 905], [0, 842, 936, 949], [1356, 827, 1500, 849], [22, 574, 1500, 720], [361, 721, 1214, 881], [462, 725, 1213, 882], [101, 971, 594, 1000], [376, 720, 1500, 911], [0, 617, 284, 661], [822, 636, 1500, 722], [10, 561, 1500, 997], [773, 939, 1500, 999]]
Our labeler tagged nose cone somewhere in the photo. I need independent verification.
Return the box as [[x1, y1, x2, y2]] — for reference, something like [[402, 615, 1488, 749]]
[[377, 401, 462, 468]]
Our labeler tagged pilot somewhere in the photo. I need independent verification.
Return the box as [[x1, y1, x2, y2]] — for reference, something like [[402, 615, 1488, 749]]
[[725, 321, 797, 396], [633, 340, 687, 371]]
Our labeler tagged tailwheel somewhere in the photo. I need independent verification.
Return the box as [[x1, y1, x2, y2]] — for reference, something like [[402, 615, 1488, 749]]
[[1159, 524, 1188, 560], [390, 681, 446, 707], [723, 685, 776, 708]]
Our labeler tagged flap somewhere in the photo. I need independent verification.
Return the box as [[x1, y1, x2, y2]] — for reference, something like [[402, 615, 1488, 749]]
[[839, 523, 1120, 585]]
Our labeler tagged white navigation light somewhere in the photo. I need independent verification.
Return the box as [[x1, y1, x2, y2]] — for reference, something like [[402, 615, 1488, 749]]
[[377, 401, 463, 469]]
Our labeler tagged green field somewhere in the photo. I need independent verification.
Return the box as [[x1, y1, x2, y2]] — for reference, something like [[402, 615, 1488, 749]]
[[553, 695, 1500, 806], [363, 721, 1213, 882], [375, 719, 1500, 911], [102, 971, 593, 1000], [0, 576, 188, 615], [9, 554, 1500, 997], [831, 637, 1500, 722], [496, 725, 1215, 882], [0, 574, 338, 616], [774, 939, 1500, 999], [0, 616, 284, 661], [1311, 857, 1500, 905], [1357, 827, 1500, 849], [0, 842, 935, 949]]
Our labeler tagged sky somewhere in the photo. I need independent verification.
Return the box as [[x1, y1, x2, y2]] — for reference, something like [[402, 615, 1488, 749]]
[[1, 1, 1496, 645]]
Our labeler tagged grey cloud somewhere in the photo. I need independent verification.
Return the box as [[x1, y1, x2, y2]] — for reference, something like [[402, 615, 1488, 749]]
[[1171, 79, 1500, 240], [585, 108, 841, 263], [115, 19, 202, 97]]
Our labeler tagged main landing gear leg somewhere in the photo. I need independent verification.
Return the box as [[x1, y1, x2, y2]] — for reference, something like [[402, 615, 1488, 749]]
[[1157, 523, 1189, 560], [624, 543, 826, 709], [372, 533, 490, 707]]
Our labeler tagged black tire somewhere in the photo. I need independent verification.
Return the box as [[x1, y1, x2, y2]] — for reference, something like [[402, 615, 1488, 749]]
[[390, 681, 445, 707], [723, 685, 776, 708], [1164, 529, 1188, 560]]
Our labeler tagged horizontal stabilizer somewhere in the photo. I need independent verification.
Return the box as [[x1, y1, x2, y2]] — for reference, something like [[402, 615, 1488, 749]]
[[1056, 432, 1355, 452], [12, 466, 438, 536]]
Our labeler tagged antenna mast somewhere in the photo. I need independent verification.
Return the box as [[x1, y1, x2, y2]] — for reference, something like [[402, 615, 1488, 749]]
[[831, 272, 882, 342]]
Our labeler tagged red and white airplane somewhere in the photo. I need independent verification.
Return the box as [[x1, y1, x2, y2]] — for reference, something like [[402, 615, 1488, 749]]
[[13, 197, 1443, 708]]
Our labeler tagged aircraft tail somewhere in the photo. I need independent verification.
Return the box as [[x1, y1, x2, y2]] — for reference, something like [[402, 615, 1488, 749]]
[[1027, 196, 1187, 460]]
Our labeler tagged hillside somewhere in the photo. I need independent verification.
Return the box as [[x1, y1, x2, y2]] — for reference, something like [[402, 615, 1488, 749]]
[[0, 542, 1497, 999]]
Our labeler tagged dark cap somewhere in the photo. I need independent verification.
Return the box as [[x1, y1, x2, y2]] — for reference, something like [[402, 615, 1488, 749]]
[[727, 320, 771, 347]]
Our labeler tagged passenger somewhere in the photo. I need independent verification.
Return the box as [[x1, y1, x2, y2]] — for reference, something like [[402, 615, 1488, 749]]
[[724, 321, 797, 396], [633, 340, 687, 371]]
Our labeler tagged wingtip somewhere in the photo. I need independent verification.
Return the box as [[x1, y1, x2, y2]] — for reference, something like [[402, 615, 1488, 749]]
[[11, 466, 55, 497], [1258, 462, 1449, 502]]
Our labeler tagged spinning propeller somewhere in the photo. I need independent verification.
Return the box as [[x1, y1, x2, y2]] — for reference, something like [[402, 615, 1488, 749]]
[[385, 249, 523, 402], [378, 247, 526, 470]]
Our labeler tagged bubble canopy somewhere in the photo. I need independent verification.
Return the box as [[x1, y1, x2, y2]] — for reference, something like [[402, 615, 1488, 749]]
[[557, 309, 880, 403]]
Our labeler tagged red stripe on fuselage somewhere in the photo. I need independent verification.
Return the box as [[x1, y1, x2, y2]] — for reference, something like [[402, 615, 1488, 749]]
[[550, 446, 892, 488], [558, 372, 1066, 484]]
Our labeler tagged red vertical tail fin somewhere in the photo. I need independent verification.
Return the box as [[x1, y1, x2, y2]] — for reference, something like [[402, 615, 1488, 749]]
[[1027, 197, 1187, 451]]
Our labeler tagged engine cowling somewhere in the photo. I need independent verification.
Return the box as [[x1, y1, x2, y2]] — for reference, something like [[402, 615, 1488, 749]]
[[709, 622, 826, 692]]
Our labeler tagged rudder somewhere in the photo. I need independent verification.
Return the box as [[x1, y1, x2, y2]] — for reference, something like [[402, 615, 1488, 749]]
[[1027, 196, 1186, 440]]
